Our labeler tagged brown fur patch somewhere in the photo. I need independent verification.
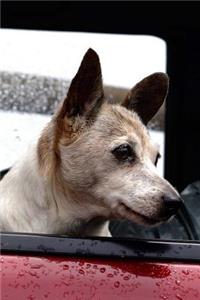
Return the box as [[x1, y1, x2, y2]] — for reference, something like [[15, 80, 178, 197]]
[[37, 121, 57, 177]]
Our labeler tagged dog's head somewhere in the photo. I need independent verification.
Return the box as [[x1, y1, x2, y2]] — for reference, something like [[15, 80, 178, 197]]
[[38, 48, 182, 226]]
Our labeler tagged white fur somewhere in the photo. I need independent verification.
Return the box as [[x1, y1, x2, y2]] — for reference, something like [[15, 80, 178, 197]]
[[0, 145, 110, 236]]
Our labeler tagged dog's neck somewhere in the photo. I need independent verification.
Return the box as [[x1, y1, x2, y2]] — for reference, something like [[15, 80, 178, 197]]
[[0, 144, 110, 236], [44, 173, 110, 236]]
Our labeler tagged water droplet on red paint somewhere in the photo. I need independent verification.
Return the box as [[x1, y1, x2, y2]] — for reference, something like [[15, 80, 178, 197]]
[[62, 281, 69, 286], [18, 271, 25, 277], [63, 264, 69, 270], [123, 276, 130, 281], [100, 268, 106, 273], [156, 282, 161, 286], [63, 292, 69, 297], [176, 294, 183, 300], [23, 259, 29, 266], [160, 295, 168, 300], [114, 281, 120, 288], [31, 264, 43, 269], [107, 273, 113, 278], [28, 271, 39, 278], [79, 269, 85, 275], [86, 264, 91, 269], [182, 270, 189, 275], [175, 279, 181, 286]]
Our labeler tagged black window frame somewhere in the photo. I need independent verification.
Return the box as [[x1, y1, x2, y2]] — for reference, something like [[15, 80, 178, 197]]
[[1, 232, 200, 262]]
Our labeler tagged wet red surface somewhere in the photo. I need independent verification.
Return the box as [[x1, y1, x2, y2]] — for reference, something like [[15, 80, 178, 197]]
[[1, 254, 200, 300]]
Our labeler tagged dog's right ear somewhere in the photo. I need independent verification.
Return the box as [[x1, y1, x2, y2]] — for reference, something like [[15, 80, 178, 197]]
[[58, 48, 104, 121]]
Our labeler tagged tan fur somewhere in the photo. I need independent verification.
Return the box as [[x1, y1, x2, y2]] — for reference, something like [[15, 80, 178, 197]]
[[0, 49, 182, 236]]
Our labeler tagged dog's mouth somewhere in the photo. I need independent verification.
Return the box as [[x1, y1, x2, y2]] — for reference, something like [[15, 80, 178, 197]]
[[114, 202, 167, 226]]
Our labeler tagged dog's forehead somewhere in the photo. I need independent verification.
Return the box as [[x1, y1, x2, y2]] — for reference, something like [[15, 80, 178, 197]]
[[95, 104, 148, 141], [91, 104, 158, 157]]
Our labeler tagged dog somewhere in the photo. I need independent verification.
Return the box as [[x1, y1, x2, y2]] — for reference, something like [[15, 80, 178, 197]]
[[0, 48, 182, 237]]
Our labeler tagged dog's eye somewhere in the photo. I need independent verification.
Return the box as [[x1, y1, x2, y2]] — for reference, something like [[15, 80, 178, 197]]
[[155, 153, 161, 166], [112, 144, 134, 162]]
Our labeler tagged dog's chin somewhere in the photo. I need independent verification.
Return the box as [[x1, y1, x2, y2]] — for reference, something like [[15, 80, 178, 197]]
[[113, 203, 168, 227]]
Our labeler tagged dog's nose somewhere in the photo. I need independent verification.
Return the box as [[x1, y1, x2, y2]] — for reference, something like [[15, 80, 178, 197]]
[[163, 195, 183, 216]]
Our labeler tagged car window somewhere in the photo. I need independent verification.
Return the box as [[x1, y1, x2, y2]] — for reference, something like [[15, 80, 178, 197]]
[[2, 30, 199, 241]]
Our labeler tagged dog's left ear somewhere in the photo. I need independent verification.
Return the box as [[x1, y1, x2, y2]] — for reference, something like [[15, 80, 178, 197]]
[[122, 73, 169, 125], [58, 48, 104, 120]]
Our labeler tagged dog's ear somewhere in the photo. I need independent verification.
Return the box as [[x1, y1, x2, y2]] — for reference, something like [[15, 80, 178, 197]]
[[122, 73, 169, 125], [58, 48, 104, 120]]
